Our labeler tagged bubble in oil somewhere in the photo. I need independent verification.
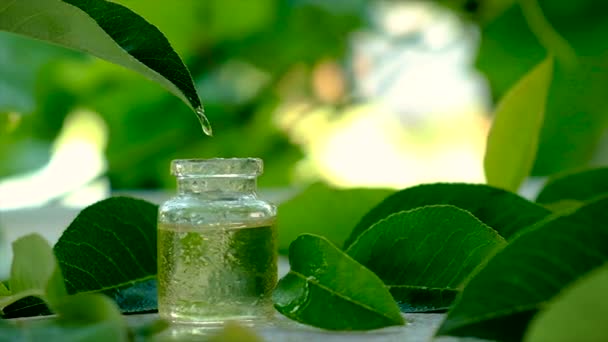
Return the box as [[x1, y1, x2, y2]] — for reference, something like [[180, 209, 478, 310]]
[[157, 222, 277, 324]]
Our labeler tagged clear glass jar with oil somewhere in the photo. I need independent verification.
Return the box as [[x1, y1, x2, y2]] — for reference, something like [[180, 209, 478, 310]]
[[157, 158, 277, 324]]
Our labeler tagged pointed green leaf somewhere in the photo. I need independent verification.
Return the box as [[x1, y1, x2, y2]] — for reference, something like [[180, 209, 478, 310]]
[[0, 234, 67, 313], [9, 234, 61, 294], [0, 293, 128, 342], [273, 234, 404, 331], [0, 0, 208, 127], [437, 196, 608, 342], [54, 197, 158, 299], [524, 263, 608, 342], [345, 183, 550, 248], [532, 59, 608, 176], [484, 57, 553, 191], [347, 206, 506, 312], [278, 183, 393, 253], [0, 283, 8, 296], [536, 167, 608, 204], [54, 293, 126, 328]]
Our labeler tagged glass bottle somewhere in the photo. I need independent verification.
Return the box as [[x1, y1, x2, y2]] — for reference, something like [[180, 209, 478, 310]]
[[157, 158, 277, 324]]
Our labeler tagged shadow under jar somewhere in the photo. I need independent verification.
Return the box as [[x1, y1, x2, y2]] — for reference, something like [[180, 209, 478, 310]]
[[157, 158, 277, 324]]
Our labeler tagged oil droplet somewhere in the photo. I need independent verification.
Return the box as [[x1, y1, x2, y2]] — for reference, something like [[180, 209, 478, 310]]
[[195, 106, 213, 136]]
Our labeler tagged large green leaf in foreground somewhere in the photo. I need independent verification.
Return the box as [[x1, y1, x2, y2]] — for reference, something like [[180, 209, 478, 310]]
[[484, 57, 553, 192], [0, 234, 128, 341], [0, 0, 210, 132], [54, 197, 158, 304], [4, 197, 158, 317], [273, 234, 404, 330], [532, 58, 608, 176], [524, 263, 608, 342], [345, 183, 550, 248], [278, 183, 393, 253], [347, 206, 506, 312], [536, 167, 608, 205], [0, 294, 128, 342], [437, 196, 608, 342], [0, 234, 66, 314]]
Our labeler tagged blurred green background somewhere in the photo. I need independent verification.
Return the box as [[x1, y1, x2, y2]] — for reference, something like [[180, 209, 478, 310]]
[[1, 0, 607, 209]]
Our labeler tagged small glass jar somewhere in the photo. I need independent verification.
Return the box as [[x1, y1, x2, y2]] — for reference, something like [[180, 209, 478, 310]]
[[157, 158, 277, 324]]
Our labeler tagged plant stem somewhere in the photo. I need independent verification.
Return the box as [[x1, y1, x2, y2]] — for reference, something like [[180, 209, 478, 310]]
[[519, 0, 577, 68]]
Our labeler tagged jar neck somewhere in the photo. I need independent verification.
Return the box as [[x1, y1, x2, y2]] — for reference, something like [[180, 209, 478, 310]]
[[176, 176, 257, 196]]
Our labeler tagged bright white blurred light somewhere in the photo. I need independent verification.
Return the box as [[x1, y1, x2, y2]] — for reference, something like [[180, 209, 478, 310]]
[[277, 1, 490, 188], [283, 103, 486, 188], [352, 1, 488, 121], [0, 109, 109, 210]]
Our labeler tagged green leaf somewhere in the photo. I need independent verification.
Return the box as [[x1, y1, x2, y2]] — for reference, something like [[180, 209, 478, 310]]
[[0, 283, 8, 296], [19, 319, 128, 342], [273, 234, 404, 331], [475, 4, 608, 176], [541, 199, 585, 213], [3, 197, 158, 317], [437, 196, 608, 342], [471, 0, 516, 24], [9, 234, 62, 294], [387, 286, 459, 313], [517, 0, 577, 68], [0, 234, 67, 313], [524, 263, 608, 342], [278, 183, 393, 253], [54, 293, 126, 330], [0, 0, 209, 131], [345, 183, 550, 248], [536, 167, 608, 204], [484, 57, 553, 191], [346, 206, 506, 312], [1, 297, 50, 318], [531, 58, 608, 176], [112, 278, 157, 314], [54, 197, 158, 304], [0, 294, 128, 342]]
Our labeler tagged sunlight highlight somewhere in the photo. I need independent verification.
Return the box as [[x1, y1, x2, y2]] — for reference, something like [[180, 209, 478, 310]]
[[278, 103, 487, 189], [0, 109, 109, 210]]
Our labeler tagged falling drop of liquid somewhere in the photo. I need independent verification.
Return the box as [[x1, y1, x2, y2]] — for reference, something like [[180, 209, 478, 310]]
[[195, 106, 213, 136]]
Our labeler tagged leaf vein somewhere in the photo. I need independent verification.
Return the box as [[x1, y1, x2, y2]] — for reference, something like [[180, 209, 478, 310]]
[[60, 239, 132, 281]]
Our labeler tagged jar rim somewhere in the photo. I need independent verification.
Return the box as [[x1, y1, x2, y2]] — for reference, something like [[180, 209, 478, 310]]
[[171, 158, 263, 177]]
